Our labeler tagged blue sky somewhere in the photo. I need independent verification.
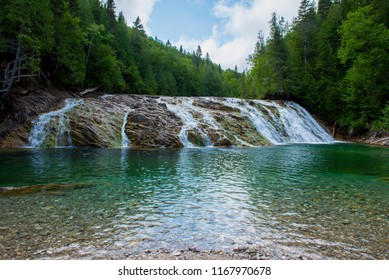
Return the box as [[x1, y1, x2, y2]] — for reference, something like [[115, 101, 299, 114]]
[[150, 0, 218, 42], [115, 0, 318, 70]]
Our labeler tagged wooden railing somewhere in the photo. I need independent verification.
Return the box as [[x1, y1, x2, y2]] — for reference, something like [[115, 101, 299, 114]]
[[1, 41, 40, 98]]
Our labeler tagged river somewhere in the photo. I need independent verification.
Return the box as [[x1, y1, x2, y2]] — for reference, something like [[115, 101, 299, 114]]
[[0, 144, 388, 259]]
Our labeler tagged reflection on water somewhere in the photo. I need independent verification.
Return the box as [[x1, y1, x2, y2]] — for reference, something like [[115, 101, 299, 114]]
[[0, 144, 388, 259]]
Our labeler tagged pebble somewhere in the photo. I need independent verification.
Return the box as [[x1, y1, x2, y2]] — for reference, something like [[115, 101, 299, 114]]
[[188, 247, 200, 253], [233, 246, 249, 253]]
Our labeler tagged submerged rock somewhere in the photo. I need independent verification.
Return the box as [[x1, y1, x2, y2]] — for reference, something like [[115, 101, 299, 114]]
[[0, 182, 95, 196]]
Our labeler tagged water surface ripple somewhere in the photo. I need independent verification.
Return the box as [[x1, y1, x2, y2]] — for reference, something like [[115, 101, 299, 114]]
[[0, 144, 388, 259]]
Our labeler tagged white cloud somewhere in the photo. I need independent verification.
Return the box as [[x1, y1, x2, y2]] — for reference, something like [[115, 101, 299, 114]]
[[115, 0, 159, 34], [176, 0, 318, 71], [115, 0, 318, 71], [175, 34, 256, 72]]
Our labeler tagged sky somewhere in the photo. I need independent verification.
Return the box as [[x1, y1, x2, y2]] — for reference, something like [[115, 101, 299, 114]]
[[115, 0, 318, 71]]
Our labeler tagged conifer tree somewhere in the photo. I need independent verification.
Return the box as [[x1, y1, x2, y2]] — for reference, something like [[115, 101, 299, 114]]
[[107, 0, 116, 28], [133, 16, 146, 36], [318, 0, 332, 20], [196, 45, 202, 58]]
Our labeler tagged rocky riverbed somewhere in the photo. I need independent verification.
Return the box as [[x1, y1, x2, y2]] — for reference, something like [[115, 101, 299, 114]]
[[0, 243, 313, 260]]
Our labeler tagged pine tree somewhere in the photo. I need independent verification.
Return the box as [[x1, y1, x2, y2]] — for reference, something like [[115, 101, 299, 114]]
[[133, 16, 146, 36], [205, 52, 211, 62], [196, 45, 202, 58], [248, 30, 265, 64], [249, 12, 291, 99], [318, 0, 332, 21], [267, 12, 290, 97], [296, 0, 317, 66], [107, 0, 116, 28]]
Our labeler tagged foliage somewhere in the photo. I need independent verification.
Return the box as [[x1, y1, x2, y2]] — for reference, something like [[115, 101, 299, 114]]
[[338, 5, 389, 131], [248, 13, 291, 99], [0, 0, 246, 95], [248, 0, 389, 133], [52, 10, 86, 85], [2, 0, 387, 133], [373, 103, 389, 131]]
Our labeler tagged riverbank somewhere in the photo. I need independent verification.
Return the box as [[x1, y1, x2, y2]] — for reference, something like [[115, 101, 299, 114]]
[[354, 131, 389, 146]]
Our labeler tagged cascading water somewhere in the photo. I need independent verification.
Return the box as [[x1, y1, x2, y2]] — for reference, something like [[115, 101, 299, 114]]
[[274, 101, 334, 143], [55, 112, 72, 147], [192, 97, 255, 147], [225, 99, 334, 145], [225, 98, 284, 144], [23, 95, 334, 149], [121, 112, 130, 148], [159, 97, 213, 147], [27, 99, 84, 148]]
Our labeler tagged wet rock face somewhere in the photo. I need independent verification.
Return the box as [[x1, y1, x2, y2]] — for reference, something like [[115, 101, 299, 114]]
[[68, 95, 183, 148], [0, 92, 334, 148], [0, 93, 183, 148], [0, 86, 73, 148], [126, 99, 182, 148]]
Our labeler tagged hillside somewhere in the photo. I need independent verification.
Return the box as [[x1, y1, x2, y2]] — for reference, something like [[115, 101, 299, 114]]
[[1, 0, 388, 136]]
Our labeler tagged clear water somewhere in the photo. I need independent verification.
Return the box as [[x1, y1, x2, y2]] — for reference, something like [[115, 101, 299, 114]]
[[0, 144, 388, 259]]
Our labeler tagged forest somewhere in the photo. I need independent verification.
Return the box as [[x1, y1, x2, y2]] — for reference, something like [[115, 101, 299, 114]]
[[248, 0, 389, 133], [0, 0, 388, 134]]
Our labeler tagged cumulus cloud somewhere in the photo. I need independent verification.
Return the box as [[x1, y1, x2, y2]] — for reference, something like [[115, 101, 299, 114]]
[[115, 0, 159, 34], [175, 34, 256, 72], [175, 0, 309, 71], [116, 0, 317, 71]]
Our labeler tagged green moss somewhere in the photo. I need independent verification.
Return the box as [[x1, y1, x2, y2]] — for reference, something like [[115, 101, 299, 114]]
[[187, 130, 206, 146]]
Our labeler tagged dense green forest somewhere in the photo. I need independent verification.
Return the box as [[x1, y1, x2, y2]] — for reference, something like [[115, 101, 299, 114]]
[[0, 0, 388, 133], [248, 0, 389, 133], [0, 0, 245, 97]]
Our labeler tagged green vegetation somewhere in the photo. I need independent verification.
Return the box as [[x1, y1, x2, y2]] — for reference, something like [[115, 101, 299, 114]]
[[1, 0, 388, 134], [248, 0, 389, 133], [0, 0, 246, 97]]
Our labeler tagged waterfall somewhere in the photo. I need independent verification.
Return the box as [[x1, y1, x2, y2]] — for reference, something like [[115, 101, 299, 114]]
[[224, 99, 333, 145], [27, 99, 83, 148], [160, 97, 213, 147], [121, 112, 130, 148], [159, 96, 333, 147], [274, 101, 334, 143], [225, 99, 283, 144], [23, 95, 333, 149], [194, 97, 255, 147]]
